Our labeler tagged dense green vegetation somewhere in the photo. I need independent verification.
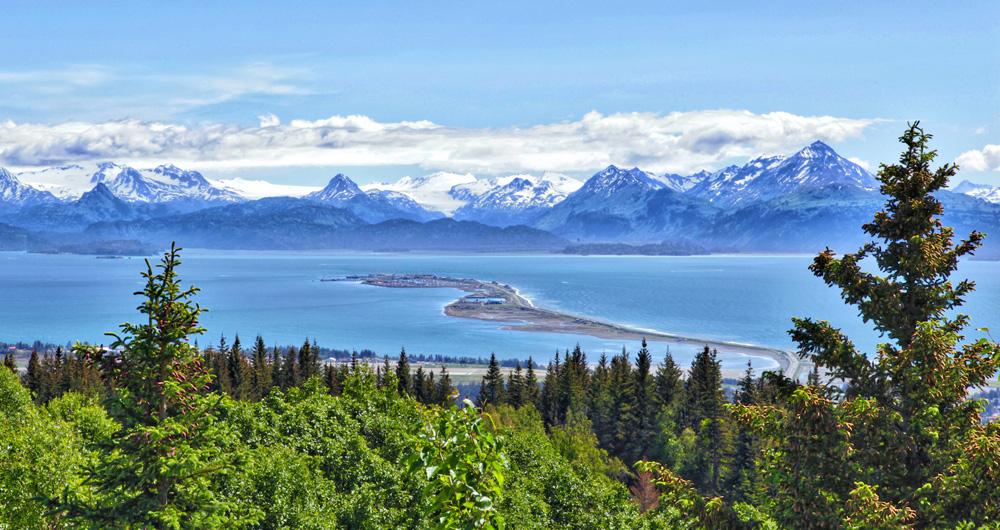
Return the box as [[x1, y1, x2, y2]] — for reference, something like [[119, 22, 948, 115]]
[[1, 125, 998, 528]]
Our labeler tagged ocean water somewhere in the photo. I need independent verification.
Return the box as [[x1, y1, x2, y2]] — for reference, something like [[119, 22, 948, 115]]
[[1, 250, 998, 371]]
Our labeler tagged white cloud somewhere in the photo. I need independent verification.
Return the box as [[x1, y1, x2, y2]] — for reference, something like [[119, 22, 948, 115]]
[[956, 144, 1000, 173], [0, 110, 875, 175], [848, 157, 872, 171], [258, 113, 281, 128]]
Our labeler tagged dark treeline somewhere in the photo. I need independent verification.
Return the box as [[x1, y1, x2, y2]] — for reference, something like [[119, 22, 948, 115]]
[[8, 337, 536, 406], [471, 341, 796, 499], [13, 336, 462, 408]]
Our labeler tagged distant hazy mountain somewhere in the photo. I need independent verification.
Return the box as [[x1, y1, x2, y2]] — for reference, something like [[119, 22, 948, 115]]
[[0, 222, 29, 250], [0, 168, 60, 214], [87, 197, 365, 249], [86, 197, 563, 251], [306, 174, 443, 223], [12, 183, 157, 232], [349, 218, 566, 251], [953, 180, 1000, 204]]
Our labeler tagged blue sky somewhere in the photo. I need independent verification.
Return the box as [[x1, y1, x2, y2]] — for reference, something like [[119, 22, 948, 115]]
[[1, 1, 997, 186]]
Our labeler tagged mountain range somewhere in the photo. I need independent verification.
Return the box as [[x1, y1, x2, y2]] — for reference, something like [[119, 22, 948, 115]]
[[2, 141, 1000, 256]]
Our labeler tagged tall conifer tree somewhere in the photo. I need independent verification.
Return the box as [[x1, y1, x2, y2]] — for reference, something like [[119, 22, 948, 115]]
[[396, 348, 411, 396], [59, 244, 231, 528]]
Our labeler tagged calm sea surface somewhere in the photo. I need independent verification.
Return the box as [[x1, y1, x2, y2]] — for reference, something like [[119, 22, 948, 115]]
[[2, 250, 998, 370]]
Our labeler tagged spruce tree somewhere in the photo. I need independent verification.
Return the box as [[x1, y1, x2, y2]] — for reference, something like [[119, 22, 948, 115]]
[[396, 347, 411, 396], [654, 350, 683, 409], [735, 124, 1000, 527], [434, 365, 455, 405], [724, 361, 757, 501], [683, 346, 725, 493], [251, 335, 272, 398], [379, 355, 392, 388], [422, 371, 436, 404], [540, 352, 562, 424], [2, 353, 14, 373], [264, 346, 279, 390], [230, 336, 254, 400], [607, 349, 636, 461], [630, 339, 658, 463], [506, 361, 525, 408], [60, 243, 231, 528], [477, 353, 505, 407], [298, 339, 320, 380], [320, 363, 336, 395], [413, 366, 427, 402], [25, 349, 41, 397], [282, 346, 300, 388], [524, 357, 540, 406], [589, 353, 614, 450], [558, 345, 589, 422]]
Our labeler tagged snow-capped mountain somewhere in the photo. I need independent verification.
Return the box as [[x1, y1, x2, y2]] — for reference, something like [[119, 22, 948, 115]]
[[362, 172, 477, 215], [306, 173, 364, 202], [688, 141, 877, 206], [532, 165, 715, 240], [363, 172, 582, 218], [453, 177, 570, 226], [571, 165, 665, 199], [15, 164, 94, 199], [953, 180, 1000, 204], [17, 162, 242, 207], [306, 174, 443, 223], [90, 163, 243, 205], [0, 167, 59, 213], [657, 170, 712, 192], [450, 173, 582, 201], [531, 165, 669, 233]]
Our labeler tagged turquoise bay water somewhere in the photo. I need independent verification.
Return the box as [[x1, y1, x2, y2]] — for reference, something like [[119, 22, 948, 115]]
[[1, 250, 998, 371]]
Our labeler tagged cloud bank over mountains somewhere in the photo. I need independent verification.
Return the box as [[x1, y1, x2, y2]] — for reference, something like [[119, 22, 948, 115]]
[[957, 144, 1000, 173], [0, 110, 875, 176]]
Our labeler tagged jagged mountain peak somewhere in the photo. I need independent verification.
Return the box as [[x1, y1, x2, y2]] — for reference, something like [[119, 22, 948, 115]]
[[799, 139, 837, 157], [0, 167, 17, 183], [688, 140, 875, 206], [90, 162, 127, 184], [79, 182, 125, 207], [953, 180, 1000, 204], [304, 173, 443, 223], [307, 174, 364, 202], [151, 164, 212, 187], [579, 165, 663, 196]]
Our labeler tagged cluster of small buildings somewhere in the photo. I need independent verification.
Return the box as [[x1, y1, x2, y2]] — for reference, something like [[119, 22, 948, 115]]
[[462, 293, 506, 305]]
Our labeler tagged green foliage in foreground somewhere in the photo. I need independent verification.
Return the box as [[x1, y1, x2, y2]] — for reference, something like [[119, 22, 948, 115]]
[[1, 356, 653, 529]]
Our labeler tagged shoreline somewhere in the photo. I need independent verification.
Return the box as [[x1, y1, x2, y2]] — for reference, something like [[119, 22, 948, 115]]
[[330, 273, 802, 378]]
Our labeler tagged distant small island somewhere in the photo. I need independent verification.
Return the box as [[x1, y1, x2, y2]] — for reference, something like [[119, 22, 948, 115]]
[[560, 240, 708, 256], [328, 273, 800, 377]]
